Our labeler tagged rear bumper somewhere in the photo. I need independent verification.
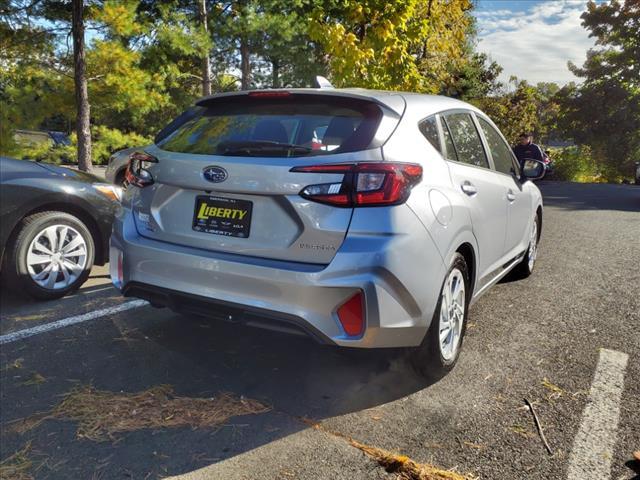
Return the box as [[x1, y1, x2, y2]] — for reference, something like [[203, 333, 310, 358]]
[[123, 282, 332, 343], [111, 205, 446, 348]]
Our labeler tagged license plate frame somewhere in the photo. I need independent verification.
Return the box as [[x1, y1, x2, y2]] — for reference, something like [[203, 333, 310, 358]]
[[192, 195, 253, 238]]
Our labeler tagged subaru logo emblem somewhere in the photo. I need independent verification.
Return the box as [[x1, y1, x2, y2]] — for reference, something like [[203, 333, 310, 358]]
[[203, 166, 228, 183]]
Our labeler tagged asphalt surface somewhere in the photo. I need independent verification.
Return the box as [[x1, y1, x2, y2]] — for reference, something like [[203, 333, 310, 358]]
[[1, 181, 638, 480]]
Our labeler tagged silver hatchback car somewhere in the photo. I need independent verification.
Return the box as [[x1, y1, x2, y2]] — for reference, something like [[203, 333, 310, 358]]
[[111, 88, 544, 378]]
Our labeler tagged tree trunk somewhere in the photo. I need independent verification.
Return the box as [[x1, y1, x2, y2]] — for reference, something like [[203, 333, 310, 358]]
[[72, 0, 92, 172], [198, 0, 211, 96], [240, 37, 250, 90], [272, 59, 280, 89]]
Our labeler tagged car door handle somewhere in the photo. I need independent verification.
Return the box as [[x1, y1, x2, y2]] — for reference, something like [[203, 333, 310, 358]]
[[461, 182, 478, 196], [506, 190, 516, 202]]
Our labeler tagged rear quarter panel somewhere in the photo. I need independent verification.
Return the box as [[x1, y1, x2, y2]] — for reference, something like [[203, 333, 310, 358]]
[[381, 99, 481, 292]]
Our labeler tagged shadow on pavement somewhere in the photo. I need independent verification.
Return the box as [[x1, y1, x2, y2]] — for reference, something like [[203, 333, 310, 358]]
[[1, 307, 432, 479], [538, 181, 640, 212]]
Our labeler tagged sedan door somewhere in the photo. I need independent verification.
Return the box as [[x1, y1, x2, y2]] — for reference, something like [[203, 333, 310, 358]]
[[439, 112, 509, 281], [475, 116, 532, 257]]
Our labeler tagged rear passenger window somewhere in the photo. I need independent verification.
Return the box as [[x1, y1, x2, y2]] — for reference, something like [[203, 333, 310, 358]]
[[443, 113, 489, 168], [418, 117, 441, 153], [438, 116, 458, 162], [478, 117, 516, 175]]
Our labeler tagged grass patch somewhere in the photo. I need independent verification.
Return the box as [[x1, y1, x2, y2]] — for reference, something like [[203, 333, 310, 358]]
[[14, 385, 270, 441], [0, 442, 33, 480]]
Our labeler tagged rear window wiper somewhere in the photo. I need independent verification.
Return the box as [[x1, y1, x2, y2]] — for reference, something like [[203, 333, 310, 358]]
[[216, 140, 312, 156]]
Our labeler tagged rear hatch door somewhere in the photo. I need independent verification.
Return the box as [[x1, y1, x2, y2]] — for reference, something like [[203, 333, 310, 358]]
[[131, 92, 403, 264]]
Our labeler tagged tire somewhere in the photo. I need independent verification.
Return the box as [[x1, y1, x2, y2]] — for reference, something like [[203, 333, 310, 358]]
[[510, 212, 541, 279], [409, 253, 470, 380], [2, 211, 95, 300]]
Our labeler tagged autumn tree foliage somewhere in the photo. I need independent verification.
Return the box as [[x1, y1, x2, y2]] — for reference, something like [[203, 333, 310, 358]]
[[308, 0, 473, 92], [1, 0, 637, 178]]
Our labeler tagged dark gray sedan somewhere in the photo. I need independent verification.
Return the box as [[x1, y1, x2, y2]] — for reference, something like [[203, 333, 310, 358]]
[[0, 157, 120, 299]]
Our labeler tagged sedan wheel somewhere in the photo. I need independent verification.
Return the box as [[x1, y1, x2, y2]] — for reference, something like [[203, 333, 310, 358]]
[[3, 211, 95, 300], [26, 225, 88, 291]]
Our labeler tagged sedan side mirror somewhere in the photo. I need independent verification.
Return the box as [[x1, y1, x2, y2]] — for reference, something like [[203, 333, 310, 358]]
[[521, 159, 545, 181]]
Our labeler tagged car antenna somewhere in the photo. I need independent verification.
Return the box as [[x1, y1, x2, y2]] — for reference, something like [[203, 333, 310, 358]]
[[313, 76, 334, 89]]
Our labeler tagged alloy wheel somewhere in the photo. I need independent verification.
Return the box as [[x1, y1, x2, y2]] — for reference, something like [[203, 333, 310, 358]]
[[528, 218, 538, 272], [26, 225, 88, 290], [439, 268, 466, 361]]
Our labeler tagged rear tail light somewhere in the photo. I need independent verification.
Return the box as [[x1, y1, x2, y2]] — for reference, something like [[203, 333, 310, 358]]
[[125, 151, 158, 188], [291, 162, 422, 207], [337, 291, 365, 337]]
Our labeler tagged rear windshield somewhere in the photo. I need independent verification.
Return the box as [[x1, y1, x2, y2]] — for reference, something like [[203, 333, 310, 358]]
[[157, 95, 383, 157]]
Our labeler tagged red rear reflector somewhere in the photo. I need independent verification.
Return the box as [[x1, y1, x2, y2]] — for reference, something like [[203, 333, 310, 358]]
[[337, 292, 365, 336], [247, 91, 291, 98]]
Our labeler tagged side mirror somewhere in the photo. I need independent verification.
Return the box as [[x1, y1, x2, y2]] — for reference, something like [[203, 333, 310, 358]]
[[521, 159, 546, 181]]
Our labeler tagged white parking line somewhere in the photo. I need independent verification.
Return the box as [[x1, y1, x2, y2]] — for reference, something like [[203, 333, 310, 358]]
[[567, 348, 629, 480], [0, 300, 148, 345]]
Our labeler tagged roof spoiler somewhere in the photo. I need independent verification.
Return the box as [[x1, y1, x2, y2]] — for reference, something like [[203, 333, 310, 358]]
[[195, 87, 406, 116]]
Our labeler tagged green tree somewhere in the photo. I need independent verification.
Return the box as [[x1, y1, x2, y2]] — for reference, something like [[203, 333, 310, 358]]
[[473, 78, 542, 145], [72, 0, 92, 171], [211, 0, 317, 89], [559, 0, 640, 176], [252, 0, 321, 88], [1, 0, 215, 160], [0, 1, 67, 154]]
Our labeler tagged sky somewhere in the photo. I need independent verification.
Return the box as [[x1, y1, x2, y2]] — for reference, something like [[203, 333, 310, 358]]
[[472, 0, 597, 85]]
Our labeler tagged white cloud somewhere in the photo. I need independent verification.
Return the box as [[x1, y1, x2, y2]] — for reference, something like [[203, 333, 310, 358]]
[[474, 0, 596, 85], [474, 9, 517, 18]]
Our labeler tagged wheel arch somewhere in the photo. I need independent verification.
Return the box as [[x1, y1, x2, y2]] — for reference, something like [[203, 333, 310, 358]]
[[536, 204, 543, 241], [441, 228, 479, 300], [455, 242, 476, 300], [2, 202, 105, 269]]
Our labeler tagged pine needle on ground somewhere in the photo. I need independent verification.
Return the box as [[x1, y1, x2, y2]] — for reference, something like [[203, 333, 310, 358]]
[[0, 442, 33, 480], [349, 439, 472, 480], [302, 418, 474, 480], [13, 385, 270, 441]]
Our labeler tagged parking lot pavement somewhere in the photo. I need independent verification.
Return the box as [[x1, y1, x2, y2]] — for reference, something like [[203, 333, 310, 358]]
[[0, 264, 123, 337], [1, 182, 638, 480]]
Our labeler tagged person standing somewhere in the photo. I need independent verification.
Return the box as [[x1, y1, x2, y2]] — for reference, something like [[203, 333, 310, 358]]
[[513, 132, 544, 168]]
